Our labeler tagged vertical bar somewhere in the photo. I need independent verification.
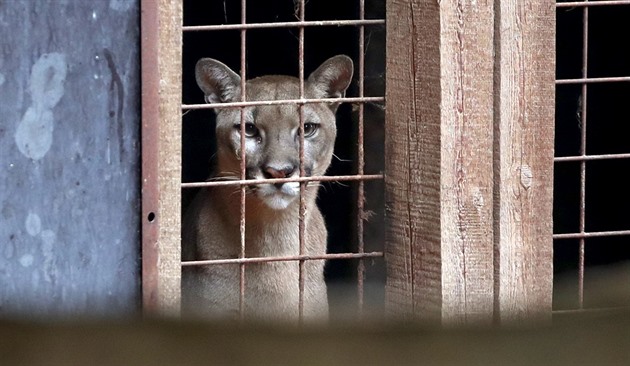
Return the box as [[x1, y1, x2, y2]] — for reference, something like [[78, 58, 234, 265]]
[[356, 0, 366, 317], [384, 0, 443, 322], [141, 0, 160, 314], [385, 0, 495, 324], [141, 0, 182, 316], [439, 0, 495, 325], [578, 2, 589, 310], [297, 0, 306, 323], [494, 0, 555, 323], [239, 0, 248, 320]]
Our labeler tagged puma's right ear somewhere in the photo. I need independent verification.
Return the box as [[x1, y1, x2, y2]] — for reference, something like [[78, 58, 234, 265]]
[[195, 58, 241, 104]]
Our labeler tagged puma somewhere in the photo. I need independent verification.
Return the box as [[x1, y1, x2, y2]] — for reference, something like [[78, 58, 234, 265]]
[[182, 55, 354, 322]]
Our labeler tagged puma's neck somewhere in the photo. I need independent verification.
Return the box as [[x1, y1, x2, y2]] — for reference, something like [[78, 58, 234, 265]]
[[210, 184, 320, 256]]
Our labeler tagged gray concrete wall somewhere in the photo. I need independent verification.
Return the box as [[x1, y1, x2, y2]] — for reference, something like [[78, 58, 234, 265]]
[[0, 0, 141, 318]]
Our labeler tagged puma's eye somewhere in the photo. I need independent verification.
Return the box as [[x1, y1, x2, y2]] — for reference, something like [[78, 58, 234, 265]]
[[234, 123, 259, 138], [302, 123, 319, 138]]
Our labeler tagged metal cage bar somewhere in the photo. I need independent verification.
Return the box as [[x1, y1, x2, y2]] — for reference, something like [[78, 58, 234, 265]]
[[577, 2, 588, 308], [553, 0, 630, 314], [183, 19, 384, 32], [356, 0, 367, 317], [297, 0, 307, 322], [179, 0, 386, 322], [182, 96, 385, 110], [238, 0, 248, 320]]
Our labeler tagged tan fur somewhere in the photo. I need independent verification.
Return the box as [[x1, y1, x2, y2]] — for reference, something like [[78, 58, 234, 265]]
[[182, 55, 353, 323]]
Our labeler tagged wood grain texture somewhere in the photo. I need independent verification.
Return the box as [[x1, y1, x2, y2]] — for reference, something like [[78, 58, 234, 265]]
[[385, 0, 443, 322], [493, 0, 555, 323], [141, 0, 183, 316], [385, 0, 495, 324], [440, 0, 495, 325]]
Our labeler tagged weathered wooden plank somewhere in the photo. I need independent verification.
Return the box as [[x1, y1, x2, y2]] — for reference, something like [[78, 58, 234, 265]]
[[141, 0, 182, 316], [385, 0, 495, 324], [439, 0, 495, 324], [385, 0, 443, 321], [493, 0, 555, 323]]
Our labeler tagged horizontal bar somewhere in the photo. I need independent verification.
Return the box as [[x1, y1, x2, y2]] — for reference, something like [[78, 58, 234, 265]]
[[554, 153, 630, 162], [554, 230, 630, 240], [552, 306, 630, 315], [556, 76, 630, 85], [181, 174, 384, 189], [183, 19, 385, 32], [181, 251, 385, 266], [556, 1, 630, 8], [182, 96, 385, 110]]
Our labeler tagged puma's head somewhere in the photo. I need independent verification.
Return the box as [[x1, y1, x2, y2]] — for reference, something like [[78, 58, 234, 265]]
[[195, 55, 353, 210]]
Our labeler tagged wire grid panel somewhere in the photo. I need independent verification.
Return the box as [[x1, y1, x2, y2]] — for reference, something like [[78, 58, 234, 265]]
[[554, 0, 630, 313], [180, 0, 385, 321]]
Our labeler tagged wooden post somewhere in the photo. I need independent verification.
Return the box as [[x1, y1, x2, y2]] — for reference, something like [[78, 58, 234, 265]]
[[385, 0, 495, 324], [493, 0, 555, 323], [141, 0, 182, 316]]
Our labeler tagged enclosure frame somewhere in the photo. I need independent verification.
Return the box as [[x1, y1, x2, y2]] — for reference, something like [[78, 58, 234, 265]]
[[141, 0, 183, 315], [141, 0, 556, 323]]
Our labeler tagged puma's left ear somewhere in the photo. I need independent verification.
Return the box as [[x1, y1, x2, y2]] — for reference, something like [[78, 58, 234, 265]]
[[307, 55, 354, 111]]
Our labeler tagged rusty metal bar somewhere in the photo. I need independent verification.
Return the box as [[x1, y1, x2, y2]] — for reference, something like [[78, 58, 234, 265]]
[[577, 3, 589, 310], [238, 0, 248, 321], [181, 174, 384, 189], [552, 306, 630, 316], [182, 96, 385, 110], [553, 230, 630, 240], [556, 76, 630, 85], [297, 0, 306, 323], [183, 19, 385, 31], [557, 1, 630, 8], [356, 0, 366, 317], [140, 0, 160, 313], [178, 0, 389, 322], [554, 153, 630, 162], [182, 252, 385, 267]]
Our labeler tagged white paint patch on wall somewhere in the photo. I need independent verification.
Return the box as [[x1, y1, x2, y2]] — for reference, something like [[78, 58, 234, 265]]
[[41, 229, 56, 283], [25, 212, 42, 237], [109, 0, 133, 12], [29, 53, 67, 109], [24, 212, 57, 281], [19, 254, 34, 268], [15, 107, 54, 161], [15, 53, 67, 161]]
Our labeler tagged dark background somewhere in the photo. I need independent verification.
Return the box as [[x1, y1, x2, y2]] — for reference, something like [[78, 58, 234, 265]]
[[181, 0, 387, 316], [554, 3, 630, 310]]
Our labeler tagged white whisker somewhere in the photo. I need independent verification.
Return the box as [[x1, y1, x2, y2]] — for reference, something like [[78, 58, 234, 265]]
[[333, 153, 352, 163]]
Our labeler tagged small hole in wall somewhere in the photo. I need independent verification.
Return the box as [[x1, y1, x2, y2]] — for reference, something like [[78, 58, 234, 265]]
[[147, 212, 156, 223]]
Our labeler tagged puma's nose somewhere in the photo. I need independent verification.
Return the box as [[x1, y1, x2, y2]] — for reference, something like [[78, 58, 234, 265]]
[[263, 165, 296, 180]]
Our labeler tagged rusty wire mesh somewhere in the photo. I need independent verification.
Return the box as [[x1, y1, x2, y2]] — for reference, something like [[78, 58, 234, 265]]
[[180, 0, 385, 320], [553, 0, 630, 313]]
